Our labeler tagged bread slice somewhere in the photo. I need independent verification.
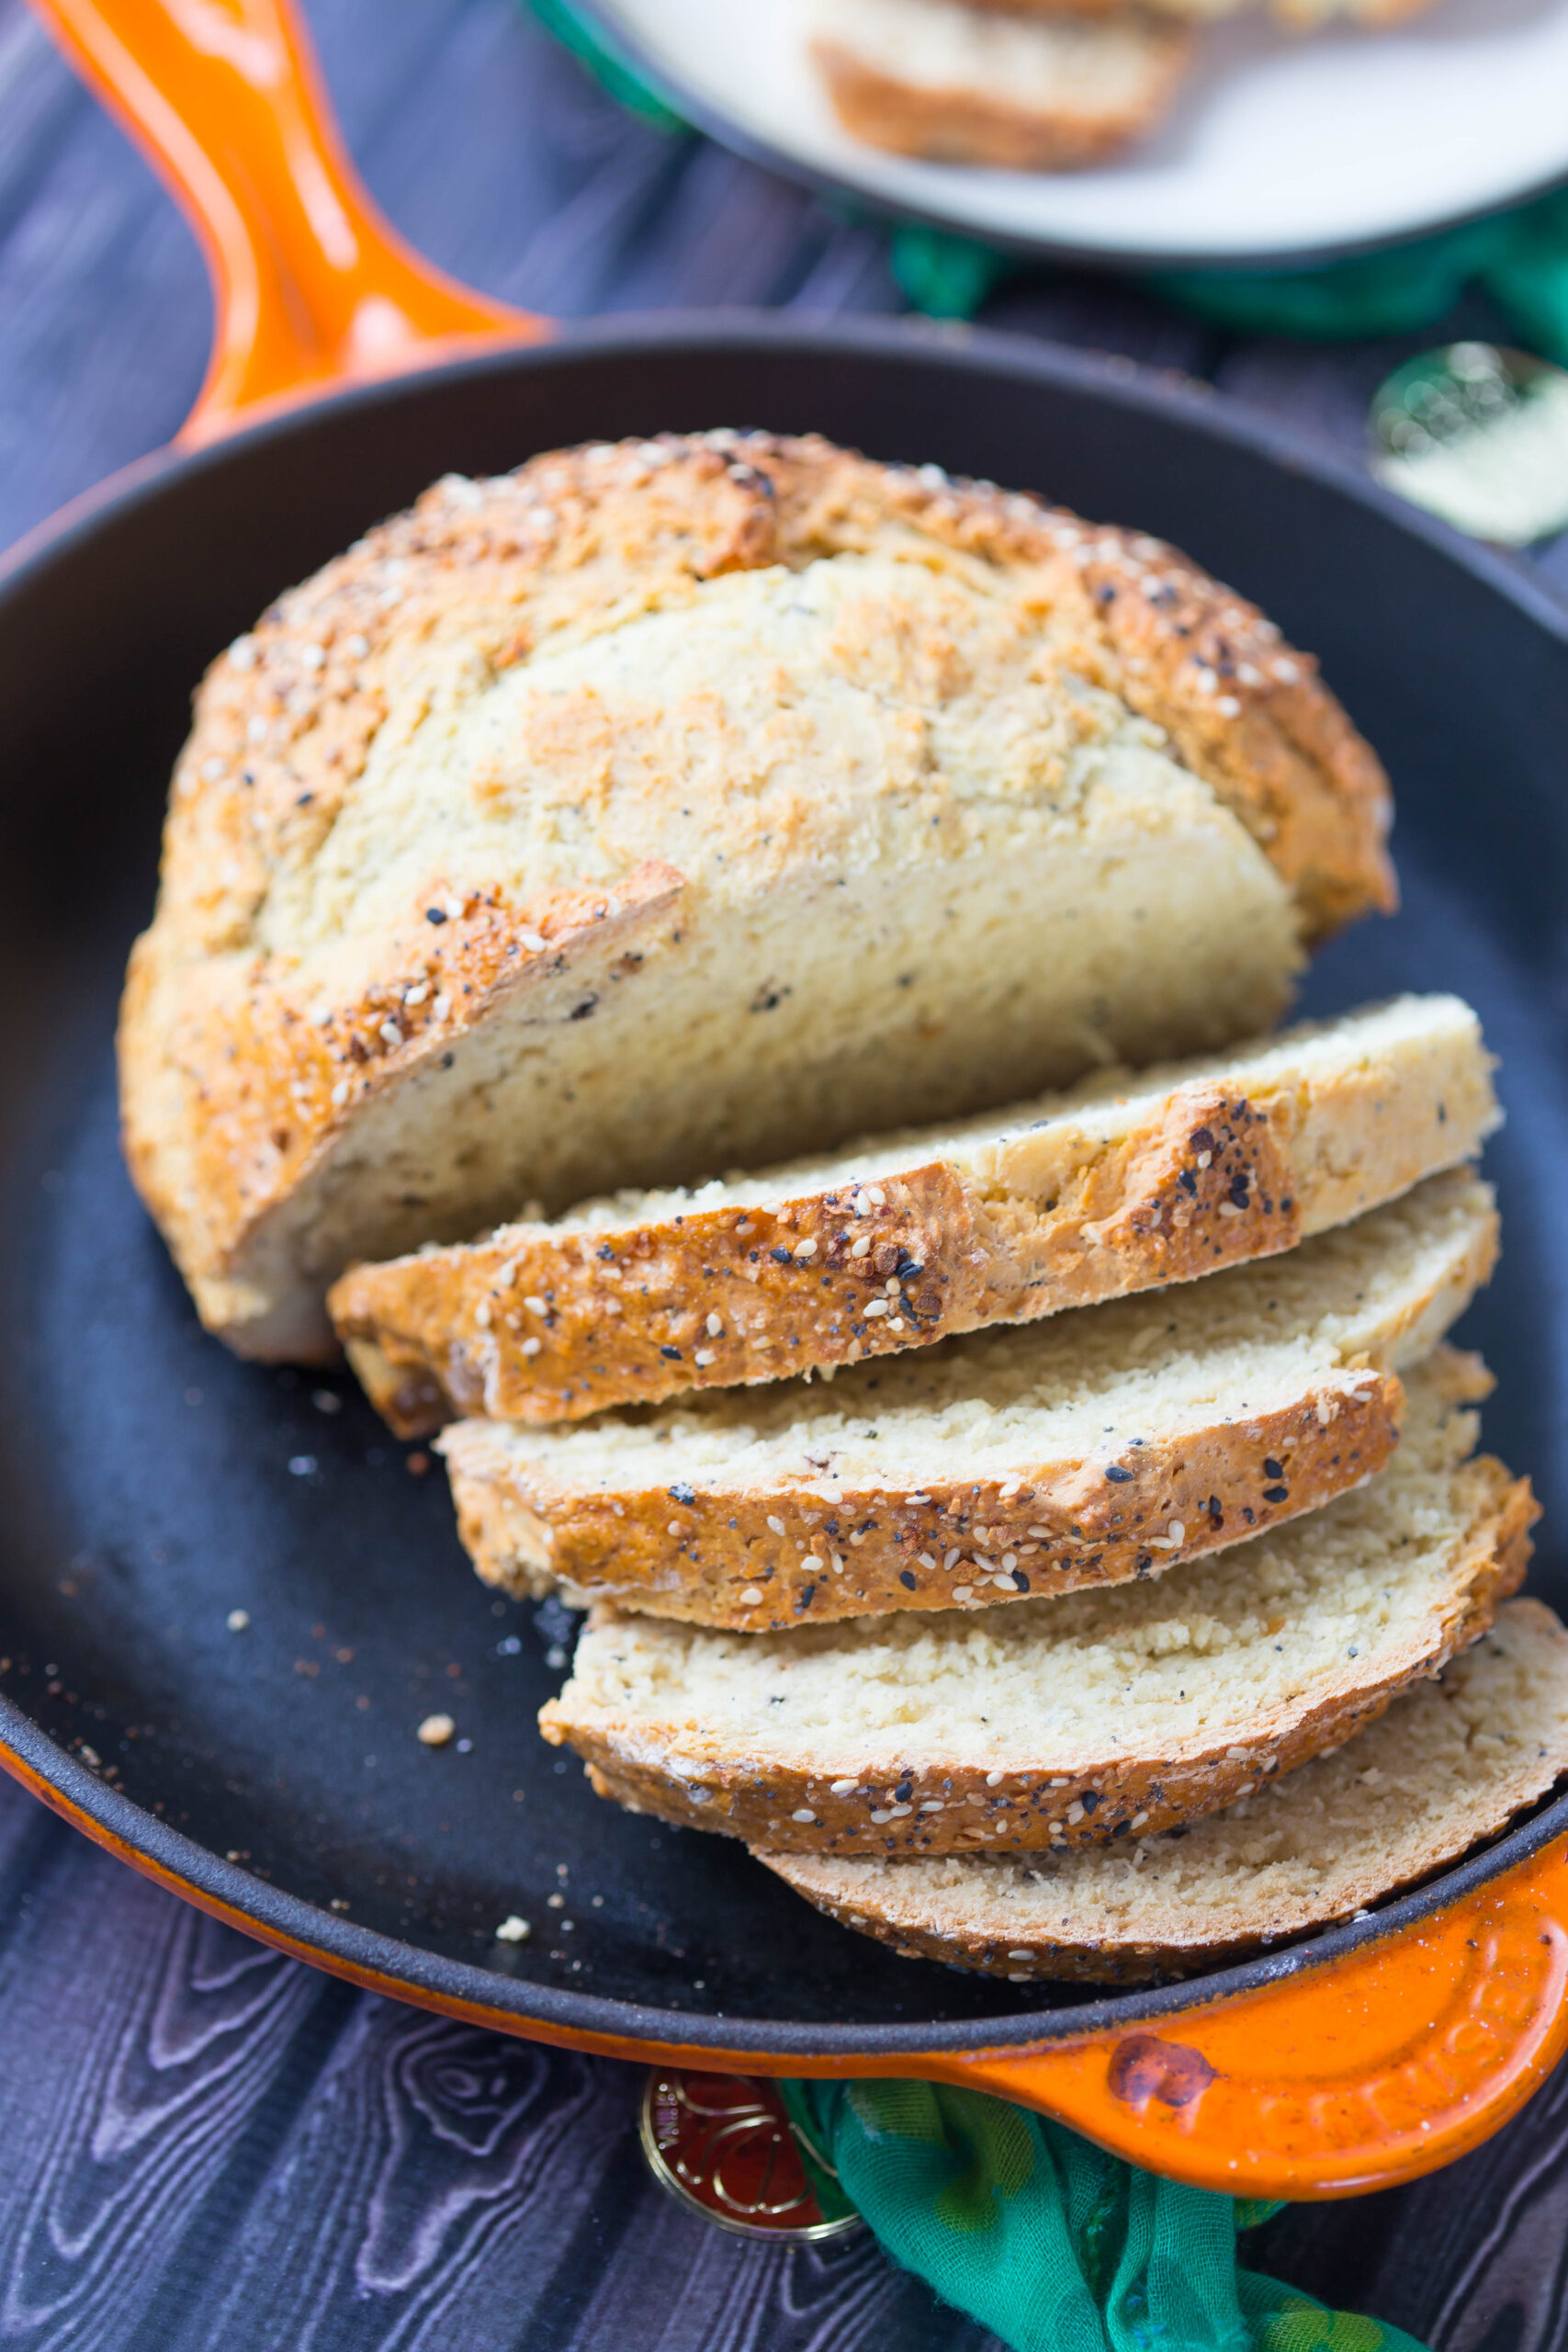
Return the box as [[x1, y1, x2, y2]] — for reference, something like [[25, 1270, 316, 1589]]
[[121, 431, 1393, 1364], [762, 1599, 1568, 1982], [962, 0, 1438, 25], [1269, 0, 1438, 17], [538, 1351, 1534, 1855], [334, 993, 1495, 1436], [809, 0, 1194, 169], [444, 1168, 1495, 1630]]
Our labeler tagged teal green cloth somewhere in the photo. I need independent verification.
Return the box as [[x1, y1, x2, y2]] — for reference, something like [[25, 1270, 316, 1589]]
[[528, 0, 1568, 356], [527, 0, 685, 129], [1147, 190, 1568, 358], [781, 2079, 1428, 2352], [890, 194, 1568, 357]]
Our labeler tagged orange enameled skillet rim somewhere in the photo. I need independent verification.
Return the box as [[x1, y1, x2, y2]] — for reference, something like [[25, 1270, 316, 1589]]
[[12, 0, 1568, 2199], [5, 1674, 1567, 2061]]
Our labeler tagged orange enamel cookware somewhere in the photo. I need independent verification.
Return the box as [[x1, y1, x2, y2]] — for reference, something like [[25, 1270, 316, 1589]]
[[6, 0, 1568, 2204]]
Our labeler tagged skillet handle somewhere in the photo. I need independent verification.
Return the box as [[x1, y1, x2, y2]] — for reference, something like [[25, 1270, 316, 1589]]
[[909, 1831, 1568, 2201], [28, 0, 549, 443]]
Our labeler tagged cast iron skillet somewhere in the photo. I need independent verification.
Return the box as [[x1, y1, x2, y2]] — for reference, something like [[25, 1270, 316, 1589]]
[[6, 0, 1568, 2199]]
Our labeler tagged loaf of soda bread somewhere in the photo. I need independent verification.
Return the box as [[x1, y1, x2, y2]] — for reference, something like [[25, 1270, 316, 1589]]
[[119, 433, 1392, 1363]]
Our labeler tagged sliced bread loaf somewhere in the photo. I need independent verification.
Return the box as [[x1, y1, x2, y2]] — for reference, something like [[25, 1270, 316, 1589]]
[[333, 993, 1495, 1435], [121, 432, 1392, 1363], [761, 1599, 1568, 1982], [808, 0, 1195, 169], [959, 0, 1438, 25], [538, 1351, 1534, 1854], [445, 1168, 1495, 1630]]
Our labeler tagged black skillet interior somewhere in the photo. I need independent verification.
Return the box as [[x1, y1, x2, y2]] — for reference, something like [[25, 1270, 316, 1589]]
[[2, 314, 1567, 2050]]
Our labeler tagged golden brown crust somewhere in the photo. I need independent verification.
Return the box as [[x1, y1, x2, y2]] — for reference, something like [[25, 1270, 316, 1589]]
[[810, 28, 1193, 170], [124, 432, 1393, 1358], [537, 1452, 1535, 1855], [761, 1594, 1564, 1984], [750, 1868, 1262, 1985], [441, 1175, 1497, 1629], [333, 985, 1500, 1437], [119, 863, 685, 1358], [756, 436, 1394, 940], [335, 1086, 1301, 1432], [449, 1372, 1403, 1630], [756, 1858, 1365, 1986]]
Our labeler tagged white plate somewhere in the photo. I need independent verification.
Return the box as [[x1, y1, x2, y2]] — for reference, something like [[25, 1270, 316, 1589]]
[[589, 0, 1568, 268]]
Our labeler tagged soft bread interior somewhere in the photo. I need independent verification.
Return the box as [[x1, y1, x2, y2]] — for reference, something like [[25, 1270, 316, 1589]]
[[256, 754, 1297, 1291], [542, 1351, 1527, 1807], [812, 0, 1190, 108], [334, 990, 1495, 1442], [458, 1168, 1492, 1504], [449, 993, 1492, 1243], [761, 1599, 1568, 1978]]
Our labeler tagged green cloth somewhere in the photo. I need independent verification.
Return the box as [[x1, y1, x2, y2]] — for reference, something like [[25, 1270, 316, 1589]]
[[528, 0, 1568, 357], [526, 0, 685, 129], [1146, 192, 1568, 359], [781, 2079, 1427, 2352], [890, 196, 1568, 358]]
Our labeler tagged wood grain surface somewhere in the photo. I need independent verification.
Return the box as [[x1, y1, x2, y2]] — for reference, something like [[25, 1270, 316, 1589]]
[[3, 0, 1567, 2344]]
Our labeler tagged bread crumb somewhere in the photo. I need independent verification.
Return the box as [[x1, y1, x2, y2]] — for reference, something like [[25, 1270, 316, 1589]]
[[417, 1713, 456, 1747]]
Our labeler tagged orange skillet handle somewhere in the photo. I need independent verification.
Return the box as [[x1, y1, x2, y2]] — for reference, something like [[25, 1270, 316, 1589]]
[[902, 1833, 1568, 2201], [28, 0, 549, 443]]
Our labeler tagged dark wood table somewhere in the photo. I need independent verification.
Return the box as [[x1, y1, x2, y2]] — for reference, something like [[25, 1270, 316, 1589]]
[[4, 3, 1567, 2341]]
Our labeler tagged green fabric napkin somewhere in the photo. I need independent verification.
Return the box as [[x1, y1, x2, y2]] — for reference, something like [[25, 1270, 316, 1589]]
[[529, 0, 1568, 356], [528, 0, 687, 128], [781, 2079, 1427, 2352], [888, 196, 1568, 358], [1147, 190, 1568, 361]]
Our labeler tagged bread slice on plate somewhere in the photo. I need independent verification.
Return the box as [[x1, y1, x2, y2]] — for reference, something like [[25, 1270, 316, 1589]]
[[808, 0, 1195, 169], [334, 993, 1495, 1436], [761, 1598, 1568, 1982], [539, 1351, 1535, 1853], [959, 0, 1438, 25], [445, 1167, 1495, 1630], [121, 431, 1393, 1363], [1269, 0, 1438, 17]]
